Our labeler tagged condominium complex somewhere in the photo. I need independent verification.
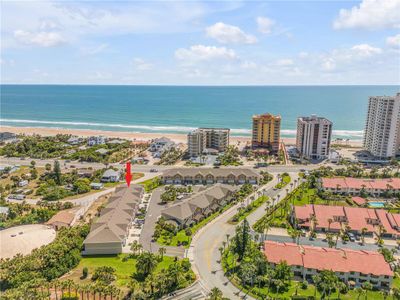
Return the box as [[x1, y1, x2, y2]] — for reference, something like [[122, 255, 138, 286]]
[[264, 241, 393, 288], [83, 185, 143, 255], [251, 113, 281, 152], [187, 128, 230, 157], [364, 93, 400, 158], [296, 115, 332, 160]]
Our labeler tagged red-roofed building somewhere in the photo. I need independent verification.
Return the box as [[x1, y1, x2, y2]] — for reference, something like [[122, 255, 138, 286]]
[[292, 204, 400, 238], [320, 177, 400, 196], [264, 241, 393, 288], [352, 196, 367, 206]]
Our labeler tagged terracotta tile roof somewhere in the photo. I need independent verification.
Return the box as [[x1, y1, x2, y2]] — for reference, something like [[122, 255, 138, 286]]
[[352, 196, 367, 206], [264, 241, 393, 277], [322, 177, 400, 190]]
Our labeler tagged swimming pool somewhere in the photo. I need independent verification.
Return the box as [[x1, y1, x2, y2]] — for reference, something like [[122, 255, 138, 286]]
[[368, 202, 385, 208]]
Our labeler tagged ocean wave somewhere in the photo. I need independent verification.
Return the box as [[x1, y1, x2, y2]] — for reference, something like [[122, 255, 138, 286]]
[[0, 118, 364, 138]]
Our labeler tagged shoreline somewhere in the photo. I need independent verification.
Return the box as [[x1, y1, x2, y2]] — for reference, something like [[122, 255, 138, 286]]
[[1, 126, 363, 147]]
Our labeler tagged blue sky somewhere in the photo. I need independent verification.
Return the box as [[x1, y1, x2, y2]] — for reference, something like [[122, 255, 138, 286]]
[[1, 0, 399, 85]]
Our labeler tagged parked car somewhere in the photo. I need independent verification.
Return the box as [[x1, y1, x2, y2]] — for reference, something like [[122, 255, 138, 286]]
[[150, 169, 158, 173]]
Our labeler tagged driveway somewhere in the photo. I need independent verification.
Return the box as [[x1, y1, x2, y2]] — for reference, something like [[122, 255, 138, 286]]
[[139, 187, 185, 257]]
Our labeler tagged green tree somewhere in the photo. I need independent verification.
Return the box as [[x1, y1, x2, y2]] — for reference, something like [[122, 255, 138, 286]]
[[233, 219, 250, 261], [73, 178, 91, 194], [54, 161, 62, 185], [313, 270, 339, 298], [206, 287, 229, 300], [135, 252, 158, 280]]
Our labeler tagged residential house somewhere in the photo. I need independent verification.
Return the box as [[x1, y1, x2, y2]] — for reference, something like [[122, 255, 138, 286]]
[[101, 169, 121, 183], [0, 207, 10, 216], [90, 182, 104, 190], [88, 136, 106, 146], [0, 132, 17, 143], [67, 136, 82, 145]]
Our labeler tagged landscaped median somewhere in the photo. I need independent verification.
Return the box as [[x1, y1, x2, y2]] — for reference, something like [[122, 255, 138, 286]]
[[275, 172, 291, 189], [228, 195, 269, 225]]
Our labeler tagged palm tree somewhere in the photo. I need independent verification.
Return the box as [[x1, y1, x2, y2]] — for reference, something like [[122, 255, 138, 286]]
[[158, 247, 166, 260], [207, 287, 224, 300], [328, 218, 333, 232], [226, 233, 230, 246], [361, 227, 368, 245], [52, 279, 60, 300]]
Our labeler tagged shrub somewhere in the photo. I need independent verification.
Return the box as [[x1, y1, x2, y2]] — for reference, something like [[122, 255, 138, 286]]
[[82, 267, 88, 279]]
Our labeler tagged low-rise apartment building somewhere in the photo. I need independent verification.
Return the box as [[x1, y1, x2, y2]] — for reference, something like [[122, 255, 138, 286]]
[[292, 204, 400, 238], [320, 177, 400, 196], [161, 183, 237, 228], [187, 128, 230, 158], [83, 185, 143, 255], [264, 241, 393, 288], [160, 168, 261, 185]]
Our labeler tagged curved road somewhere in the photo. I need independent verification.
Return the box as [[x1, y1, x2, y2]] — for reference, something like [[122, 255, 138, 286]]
[[189, 173, 300, 299]]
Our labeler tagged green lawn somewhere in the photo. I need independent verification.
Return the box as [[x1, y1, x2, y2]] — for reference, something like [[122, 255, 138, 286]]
[[275, 174, 291, 189], [64, 254, 176, 287], [138, 177, 162, 192], [228, 196, 268, 225]]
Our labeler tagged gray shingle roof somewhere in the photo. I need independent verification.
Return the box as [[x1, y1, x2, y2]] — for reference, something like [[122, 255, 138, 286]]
[[84, 185, 143, 245], [161, 168, 261, 178], [161, 183, 238, 223]]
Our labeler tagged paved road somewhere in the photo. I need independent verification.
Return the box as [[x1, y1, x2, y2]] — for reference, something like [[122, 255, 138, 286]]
[[1, 156, 322, 174], [189, 173, 300, 300], [140, 187, 186, 258]]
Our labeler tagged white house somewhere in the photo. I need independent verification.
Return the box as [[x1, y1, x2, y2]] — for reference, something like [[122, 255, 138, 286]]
[[101, 169, 121, 182]]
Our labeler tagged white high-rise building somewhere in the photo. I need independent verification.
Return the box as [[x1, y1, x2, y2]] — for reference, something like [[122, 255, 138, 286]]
[[187, 128, 230, 158], [364, 93, 400, 158], [296, 115, 332, 160]]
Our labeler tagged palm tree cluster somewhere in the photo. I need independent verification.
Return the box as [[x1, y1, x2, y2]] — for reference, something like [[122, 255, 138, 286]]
[[129, 251, 195, 299]]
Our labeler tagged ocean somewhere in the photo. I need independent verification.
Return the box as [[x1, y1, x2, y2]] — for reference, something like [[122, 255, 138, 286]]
[[1, 85, 399, 140]]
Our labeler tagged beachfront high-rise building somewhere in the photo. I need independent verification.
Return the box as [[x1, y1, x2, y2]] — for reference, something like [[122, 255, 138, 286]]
[[364, 93, 400, 158], [187, 128, 230, 157], [296, 115, 332, 160], [251, 113, 281, 152]]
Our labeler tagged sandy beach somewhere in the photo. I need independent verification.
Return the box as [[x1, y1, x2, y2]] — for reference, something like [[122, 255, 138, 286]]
[[1, 126, 362, 147]]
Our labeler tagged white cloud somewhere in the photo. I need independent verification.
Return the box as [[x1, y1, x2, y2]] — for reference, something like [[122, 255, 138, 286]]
[[175, 45, 237, 63], [14, 30, 65, 47], [275, 58, 294, 66], [333, 0, 400, 30], [206, 22, 257, 44], [351, 44, 382, 57], [298, 52, 309, 59], [387, 34, 400, 48], [132, 58, 153, 71], [256, 17, 275, 34], [80, 44, 109, 56], [319, 43, 383, 71]]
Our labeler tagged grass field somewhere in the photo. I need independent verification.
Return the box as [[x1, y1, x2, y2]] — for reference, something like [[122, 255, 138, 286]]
[[228, 196, 268, 225], [64, 254, 176, 287], [275, 174, 291, 189]]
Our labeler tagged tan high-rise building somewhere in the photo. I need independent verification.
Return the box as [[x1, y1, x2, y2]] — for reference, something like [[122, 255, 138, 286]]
[[252, 113, 281, 152]]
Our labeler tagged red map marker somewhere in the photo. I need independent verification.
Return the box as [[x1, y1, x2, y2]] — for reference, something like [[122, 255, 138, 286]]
[[125, 161, 132, 187]]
